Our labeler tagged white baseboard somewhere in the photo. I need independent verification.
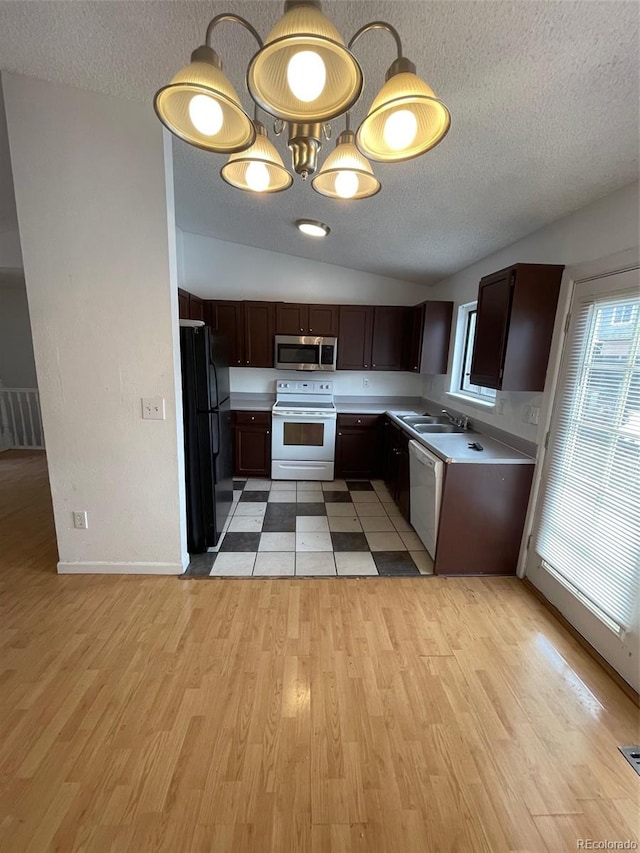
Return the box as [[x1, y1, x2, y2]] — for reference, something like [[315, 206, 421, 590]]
[[57, 561, 185, 575]]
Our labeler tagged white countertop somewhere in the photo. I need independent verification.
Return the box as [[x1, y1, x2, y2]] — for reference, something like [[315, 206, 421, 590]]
[[386, 411, 535, 465]]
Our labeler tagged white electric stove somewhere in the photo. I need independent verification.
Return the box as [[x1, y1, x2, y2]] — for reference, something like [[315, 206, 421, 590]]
[[271, 379, 337, 480]]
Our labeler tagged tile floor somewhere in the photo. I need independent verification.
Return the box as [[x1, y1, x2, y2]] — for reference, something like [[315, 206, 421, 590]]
[[185, 478, 435, 578]]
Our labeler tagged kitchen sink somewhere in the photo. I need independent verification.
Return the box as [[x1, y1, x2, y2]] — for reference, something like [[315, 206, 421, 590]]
[[412, 424, 466, 434], [400, 415, 451, 426]]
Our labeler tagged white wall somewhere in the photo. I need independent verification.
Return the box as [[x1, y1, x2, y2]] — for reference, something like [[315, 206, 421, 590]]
[[0, 277, 37, 387], [230, 367, 423, 398], [3, 72, 187, 574], [180, 230, 429, 306], [424, 181, 640, 443]]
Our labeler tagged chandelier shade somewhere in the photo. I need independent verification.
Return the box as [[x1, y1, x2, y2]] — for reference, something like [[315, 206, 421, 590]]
[[247, 2, 363, 123], [221, 122, 293, 193], [356, 66, 451, 163], [154, 46, 255, 153], [311, 130, 380, 199]]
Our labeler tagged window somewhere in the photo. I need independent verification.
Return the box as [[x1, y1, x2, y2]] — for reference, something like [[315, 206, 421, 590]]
[[535, 290, 640, 634], [450, 302, 497, 404], [611, 303, 636, 326]]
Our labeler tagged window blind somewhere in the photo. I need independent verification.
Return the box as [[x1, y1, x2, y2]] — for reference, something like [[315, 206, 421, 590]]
[[535, 291, 640, 633]]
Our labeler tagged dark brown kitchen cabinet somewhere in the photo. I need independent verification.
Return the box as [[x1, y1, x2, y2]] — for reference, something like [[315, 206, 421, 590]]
[[233, 411, 271, 477], [382, 417, 410, 520], [308, 305, 339, 336], [276, 303, 339, 336], [406, 301, 454, 373], [177, 288, 205, 321], [470, 263, 564, 391], [371, 306, 408, 371], [178, 288, 190, 320], [275, 303, 307, 335], [435, 462, 534, 576], [335, 414, 381, 479], [188, 293, 205, 321], [243, 301, 275, 367], [208, 300, 245, 366], [337, 306, 374, 370]]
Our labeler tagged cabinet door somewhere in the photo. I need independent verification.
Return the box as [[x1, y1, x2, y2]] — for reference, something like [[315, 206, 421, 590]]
[[371, 306, 408, 371], [308, 305, 339, 336], [189, 294, 205, 321], [337, 306, 373, 370], [420, 301, 453, 374], [178, 289, 190, 320], [211, 301, 245, 367], [406, 305, 425, 372], [470, 271, 513, 389], [234, 424, 271, 477], [244, 301, 275, 367], [275, 303, 308, 335], [335, 415, 381, 479], [383, 419, 400, 496], [396, 446, 411, 520]]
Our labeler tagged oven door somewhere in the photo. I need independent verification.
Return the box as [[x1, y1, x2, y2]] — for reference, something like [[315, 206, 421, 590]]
[[271, 411, 336, 461]]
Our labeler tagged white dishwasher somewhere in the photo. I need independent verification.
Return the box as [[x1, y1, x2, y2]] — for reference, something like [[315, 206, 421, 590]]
[[409, 440, 444, 559]]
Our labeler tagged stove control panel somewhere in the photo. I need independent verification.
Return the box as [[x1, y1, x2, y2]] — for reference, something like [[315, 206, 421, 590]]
[[276, 380, 333, 395]]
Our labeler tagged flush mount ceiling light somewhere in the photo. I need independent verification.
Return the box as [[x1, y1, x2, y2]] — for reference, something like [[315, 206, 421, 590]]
[[296, 219, 330, 237], [154, 2, 450, 198]]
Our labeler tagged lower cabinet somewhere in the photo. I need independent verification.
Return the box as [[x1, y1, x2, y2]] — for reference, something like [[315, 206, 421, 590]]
[[335, 414, 381, 479], [435, 463, 534, 575], [382, 417, 410, 520], [233, 411, 271, 477]]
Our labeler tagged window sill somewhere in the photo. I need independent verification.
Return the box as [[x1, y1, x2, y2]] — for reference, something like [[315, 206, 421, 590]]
[[445, 391, 496, 411]]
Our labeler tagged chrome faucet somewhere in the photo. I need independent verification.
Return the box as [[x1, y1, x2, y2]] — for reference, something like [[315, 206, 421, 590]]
[[441, 409, 470, 430]]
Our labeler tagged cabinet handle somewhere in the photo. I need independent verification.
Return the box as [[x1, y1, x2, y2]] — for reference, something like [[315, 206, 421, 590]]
[[414, 365, 417, 370], [236, 359, 241, 364], [266, 430, 270, 435], [338, 432, 342, 436], [372, 363, 376, 367], [364, 364, 368, 368], [300, 327, 303, 332], [309, 328, 313, 332], [246, 360, 249, 364], [250, 416, 255, 421], [357, 419, 362, 424]]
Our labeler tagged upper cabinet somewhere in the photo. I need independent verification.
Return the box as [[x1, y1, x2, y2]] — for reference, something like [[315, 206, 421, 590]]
[[407, 301, 454, 374], [470, 263, 564, 391], [337, 306, 374, 370], [243, 301, 275, 368], [370, 306, 408, 371], [275, 303, 339, 336], [209, 300, 245, 366], [178, 288, 204, 321]]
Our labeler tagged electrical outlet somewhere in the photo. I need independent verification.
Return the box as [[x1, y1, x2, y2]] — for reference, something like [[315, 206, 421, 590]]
[[496, 398, 505, 416], [529, 405, 540, 425], [73, 511, 88, 530], [142, 396, 165, 420], [362, 377, 369, 389]]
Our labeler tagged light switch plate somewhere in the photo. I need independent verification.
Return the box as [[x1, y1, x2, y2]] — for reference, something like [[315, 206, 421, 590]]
[[142, 396, 165, 420]]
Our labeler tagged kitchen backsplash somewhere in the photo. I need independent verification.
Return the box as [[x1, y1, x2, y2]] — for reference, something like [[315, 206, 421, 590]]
[[230, 368, 423, 397]]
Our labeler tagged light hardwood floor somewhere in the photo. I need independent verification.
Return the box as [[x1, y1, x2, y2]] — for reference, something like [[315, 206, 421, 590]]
[[1, 450, 638, 852]]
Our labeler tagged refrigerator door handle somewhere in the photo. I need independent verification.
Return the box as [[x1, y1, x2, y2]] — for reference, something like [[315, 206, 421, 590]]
[[212, 410, 220, 458]]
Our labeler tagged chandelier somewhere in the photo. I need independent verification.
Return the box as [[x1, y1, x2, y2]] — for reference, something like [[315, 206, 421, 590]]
[[154, 1, 451, 200]]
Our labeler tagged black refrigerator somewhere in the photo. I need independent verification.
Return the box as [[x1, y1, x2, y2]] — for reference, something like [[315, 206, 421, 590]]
[[180, 322, 233, 553]]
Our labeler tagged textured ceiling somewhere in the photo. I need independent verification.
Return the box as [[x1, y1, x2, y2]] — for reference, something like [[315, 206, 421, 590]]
[[0, 1, 638, 284]]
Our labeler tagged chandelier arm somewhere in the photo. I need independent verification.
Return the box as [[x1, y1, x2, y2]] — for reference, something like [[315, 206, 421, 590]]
[[347, 21, 403, 60], [205, 14, 264, 50]]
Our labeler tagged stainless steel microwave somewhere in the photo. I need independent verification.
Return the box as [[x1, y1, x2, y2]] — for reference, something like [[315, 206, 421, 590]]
[[274, 335, 338, 371]]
